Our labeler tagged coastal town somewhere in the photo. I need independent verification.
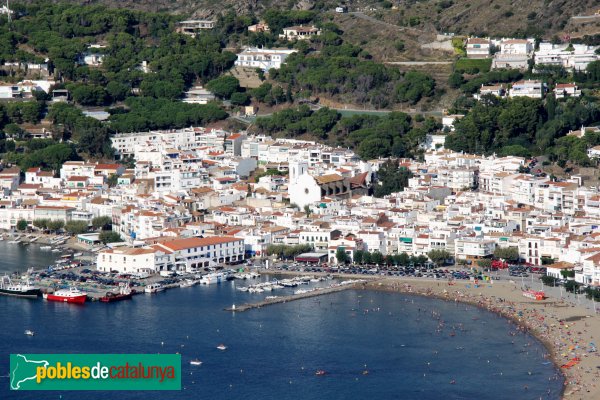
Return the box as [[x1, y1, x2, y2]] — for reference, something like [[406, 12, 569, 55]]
[[3, 126, 600, 288], [1, 1, 600, 399]]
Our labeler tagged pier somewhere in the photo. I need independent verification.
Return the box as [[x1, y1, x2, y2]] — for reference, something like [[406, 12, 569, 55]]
[[224, 281, 362, 312]]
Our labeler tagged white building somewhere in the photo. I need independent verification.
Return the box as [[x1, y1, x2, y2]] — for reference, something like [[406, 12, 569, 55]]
[[535, 42, 599, 71], [554, 83, 581, 98], [182, 87, 215, 104], [466, 38, 492, 58], [509, 80, 545, 99], [279, 26, 321, 41], [176, 20, 215, 37], [97, 247, 169, 274], [234, 48, 297, 71]]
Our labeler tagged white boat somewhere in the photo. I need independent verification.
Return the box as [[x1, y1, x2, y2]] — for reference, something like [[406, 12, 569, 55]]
[[271, 284, 284, 290], [216, 344, 227, 351], [236, 287, 248, 292], [200, 272, 223, 285], [180, 279, 196, 288], [190, 359, 203, 366], [51, 248, 62, 253], [265, 296, 279, 300], [39, 246, 52, 251], [24, 330, 35, 336], [144, 283, 164, 293]]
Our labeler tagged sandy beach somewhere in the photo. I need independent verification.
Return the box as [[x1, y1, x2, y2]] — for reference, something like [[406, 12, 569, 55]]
[[360, 278, 600, 400]]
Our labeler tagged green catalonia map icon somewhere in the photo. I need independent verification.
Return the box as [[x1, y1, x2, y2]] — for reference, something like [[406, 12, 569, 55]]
[[10, 354, 49, 390]]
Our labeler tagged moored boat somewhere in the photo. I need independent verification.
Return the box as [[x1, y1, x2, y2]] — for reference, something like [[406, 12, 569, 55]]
[[100, 283, 134, 303], [216, 344, 227, 351], [190, 359, 203, 366], [0, 276, 41, 298], [43, 287, 87, 304], [144, 283, 164, 293]]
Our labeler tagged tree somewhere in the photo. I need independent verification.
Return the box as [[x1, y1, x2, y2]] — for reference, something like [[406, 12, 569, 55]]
[[99, 230, 123, 244], [371, 251, 384, 265], [493, 247, 520, 262], [230, 92, 250, 106], [354, 250, 364, 265], [560, 269, 575, 279], [428, 249, 452, 265], [336, 247, 350, 264], [448, 72, 464, 89], [477, 259, 492, 269], [65, 220, 89, 235], [541, 275, 558, 287], [33, 219, 49, 230], [47, 220, 65, 232], [92, 216, 112, 230], [16, 219, 28, 231], [374, 159, 413, 197], [362, 251, 372, 265], [205, 76, 240, 99]]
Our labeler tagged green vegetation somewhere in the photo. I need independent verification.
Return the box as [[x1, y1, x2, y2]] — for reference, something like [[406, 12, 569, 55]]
[[256, 108, 439, 160], [65, 220, 89, 235], [266, 244, 313, 260], [446, 95, 600, 164], [454, 58, 492, 74], [99, 230, 123, 244], [336, 248, 351, 264], [493, 246, 520, 262], [427, 249, 452, 265], [255, 105, 340, 139], [16, 220, 28, 231], [374, 159, 413, 197], [92, 216, 112, 230], [108, 97, 227, 133]]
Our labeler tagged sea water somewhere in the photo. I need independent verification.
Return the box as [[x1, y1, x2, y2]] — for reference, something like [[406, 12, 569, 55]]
[[0, 278, 563, 399]]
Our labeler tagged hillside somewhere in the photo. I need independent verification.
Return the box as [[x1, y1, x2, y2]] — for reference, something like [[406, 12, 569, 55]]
[[22, 0, 600, 38]]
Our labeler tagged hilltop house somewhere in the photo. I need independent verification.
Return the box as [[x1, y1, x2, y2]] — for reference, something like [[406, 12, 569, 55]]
[[466, 38, 492, 58], [279, 25, 321, 41], [234, 47, 297, 71]]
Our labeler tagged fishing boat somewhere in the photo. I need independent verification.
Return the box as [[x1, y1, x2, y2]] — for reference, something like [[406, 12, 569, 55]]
[[144, 283, 164, 294], [39, 246, 52, 251], [315, 370, 327, 376], [190, 359, 203, 366], [43, 287, 87, 304], [0, 276, 42, 298], [24, 330, 35, 336], [100, 283, 133, 303], [216, 344, 227, 351]]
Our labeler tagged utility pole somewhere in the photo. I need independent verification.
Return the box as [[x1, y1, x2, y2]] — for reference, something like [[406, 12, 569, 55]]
[[6, 0, 10, 25]]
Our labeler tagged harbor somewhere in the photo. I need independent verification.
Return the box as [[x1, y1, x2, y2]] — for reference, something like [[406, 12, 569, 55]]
[[225, 279, 364, 312]]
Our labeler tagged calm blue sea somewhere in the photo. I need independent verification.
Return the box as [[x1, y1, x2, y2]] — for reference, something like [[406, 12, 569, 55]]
[[0, 241, 58, 274], [0, 275, 563, 400]]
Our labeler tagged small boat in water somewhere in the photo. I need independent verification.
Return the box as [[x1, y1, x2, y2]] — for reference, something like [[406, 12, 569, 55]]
[[144, 283, 164, 294], [190, 359, 203, 366], [43, 287, 87, 304], [0, 275, 42, 298], [100, 283, 133, 303], [216, 344, 227, 351], [39, 246, 52, 251], [24, 330, 35, 336], [315, 370, 327, 376]]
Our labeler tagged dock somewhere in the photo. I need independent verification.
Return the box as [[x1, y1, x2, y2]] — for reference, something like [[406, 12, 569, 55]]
[[224, 281, 362, 312]]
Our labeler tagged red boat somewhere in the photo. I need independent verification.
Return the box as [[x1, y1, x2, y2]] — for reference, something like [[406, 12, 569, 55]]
[[100, 283, 133, 303], [43, 287, 87, 304]]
